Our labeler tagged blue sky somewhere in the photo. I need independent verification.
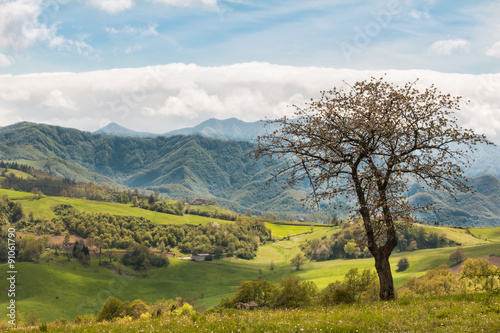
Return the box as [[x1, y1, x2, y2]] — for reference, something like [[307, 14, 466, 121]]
[[1, 0, 499, 73], [0, 0, 499, 140]]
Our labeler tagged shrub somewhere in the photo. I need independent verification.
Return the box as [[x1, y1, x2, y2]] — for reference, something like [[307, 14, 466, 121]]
[[172, 303, 195, 317], [397, 257, 410, 272], [125, 299, 151, 319], [97, 297, 124, 322], [319, 268, 377, 305], [318, 281, 354, 306], [74, 314, 96, 325], [272, 275, 317, 308], [398, 265, 459, 298]]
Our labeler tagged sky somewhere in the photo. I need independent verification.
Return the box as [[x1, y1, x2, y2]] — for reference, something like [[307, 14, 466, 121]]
[[0, 0, 499, 141]]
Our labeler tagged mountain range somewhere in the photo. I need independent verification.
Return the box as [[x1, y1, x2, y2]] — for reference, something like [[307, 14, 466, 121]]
[[1, 120, 500, 226], [0, 121, 309, 216], [94, 117, 273, 142]]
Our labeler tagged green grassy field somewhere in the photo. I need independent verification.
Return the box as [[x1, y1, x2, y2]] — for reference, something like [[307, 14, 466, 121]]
[[0, 188, 37, 198], [0, 254, 294, 323], [421, 224, 488, 246], [469, 226, 500, 242], [1, 231, 499, 324], [2, 188, 500, 326], [0, 168, 35, 180], [9, 195, 232, 226], [263, 223, 330, 238]]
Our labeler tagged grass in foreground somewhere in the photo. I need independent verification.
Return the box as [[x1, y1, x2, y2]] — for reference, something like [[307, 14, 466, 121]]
[[11, 293, 500, 332]]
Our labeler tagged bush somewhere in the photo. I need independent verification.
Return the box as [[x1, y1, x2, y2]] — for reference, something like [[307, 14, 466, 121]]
[[319, 268, 377, 305], [172, 303, 195, 317], [397, 257, 410, 272], [97, 297, 124, 322], [318, 281, 354, 306], [272, 275, 317, 308], [74, 314, 96, 325], [398, 264, 458, 298], [125, 299, 150, 319]]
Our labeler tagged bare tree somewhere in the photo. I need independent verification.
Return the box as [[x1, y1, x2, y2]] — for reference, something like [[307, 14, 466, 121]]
[[251, 77, 491, 300]]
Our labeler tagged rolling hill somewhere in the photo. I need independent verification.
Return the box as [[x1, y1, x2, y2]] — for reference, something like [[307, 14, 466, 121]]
[[0, 122, 309, 215], [2, 121, 500, 224]]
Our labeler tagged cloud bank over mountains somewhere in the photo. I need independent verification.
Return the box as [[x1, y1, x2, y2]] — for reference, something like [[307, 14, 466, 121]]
[[0, 62, 499, 142]]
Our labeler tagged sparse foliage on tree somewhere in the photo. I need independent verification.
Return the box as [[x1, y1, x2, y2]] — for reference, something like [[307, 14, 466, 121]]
[[252, 77, 491, 300]]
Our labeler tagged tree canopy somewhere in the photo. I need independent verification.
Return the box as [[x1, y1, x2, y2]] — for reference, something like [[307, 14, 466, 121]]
[[252, 77, 492, 300]]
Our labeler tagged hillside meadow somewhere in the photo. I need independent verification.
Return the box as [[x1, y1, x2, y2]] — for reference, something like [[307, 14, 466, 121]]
[[2, 226, 499, 324], [8, 293, 500, 332], [2, 188, 500, 327]]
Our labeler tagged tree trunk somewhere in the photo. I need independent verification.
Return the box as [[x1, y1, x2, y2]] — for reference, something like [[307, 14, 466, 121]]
[[374, 250, 395, 300]]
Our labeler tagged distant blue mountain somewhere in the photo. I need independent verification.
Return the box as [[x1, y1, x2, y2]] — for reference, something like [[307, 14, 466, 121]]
[[162, 117, 271, 142], [94, 118, 274, 142], [94, 122, 158, 138]]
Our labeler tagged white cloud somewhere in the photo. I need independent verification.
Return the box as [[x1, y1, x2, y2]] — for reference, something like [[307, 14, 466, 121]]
[[0, 89, 30, 101], [0, 0, 93, 55], [429, 38, 471, 56], [0, 52, 12, 67], [42, 90, 77, 110], [0, 0, 58, 51], [0, 63, 499, 142], [148, 0, 218, 10], [87, 0, 134, 14], [485, 41, 500, 57]]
